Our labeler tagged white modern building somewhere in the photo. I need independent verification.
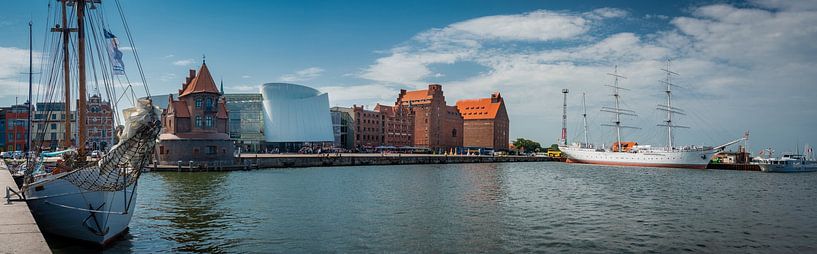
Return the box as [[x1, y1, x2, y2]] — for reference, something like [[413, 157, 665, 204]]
[[260, 83, 333, 149]]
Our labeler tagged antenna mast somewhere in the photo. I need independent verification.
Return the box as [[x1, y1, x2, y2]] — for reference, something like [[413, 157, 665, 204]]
[[561, 89, 569, 146]]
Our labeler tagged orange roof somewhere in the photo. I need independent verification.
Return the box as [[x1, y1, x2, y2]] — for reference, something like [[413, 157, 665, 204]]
[[400, 90, 431, 102], [456, 93, 504, 120], [180, 63, 220, 97], [216, 100, 228, 119], [170, 100, 190, 118]]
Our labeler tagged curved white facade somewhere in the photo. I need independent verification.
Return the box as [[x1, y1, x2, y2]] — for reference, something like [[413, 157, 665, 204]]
[[260, 83, 333, 142]]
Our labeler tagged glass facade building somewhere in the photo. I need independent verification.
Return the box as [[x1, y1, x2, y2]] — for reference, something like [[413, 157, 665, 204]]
[[224, 93, 264, 153]]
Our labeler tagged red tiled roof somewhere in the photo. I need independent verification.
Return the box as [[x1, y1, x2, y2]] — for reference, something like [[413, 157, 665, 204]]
[[401, 90, 431, 101], [180, 63, 220, 97], [456, 94, 503, 120], [216, 100, 228, 119], [171, 101, 190, 118]]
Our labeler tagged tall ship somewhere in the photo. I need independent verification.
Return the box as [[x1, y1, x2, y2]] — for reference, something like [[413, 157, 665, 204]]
[[13, 0, 160, 245], [559, 61, 744, 169]]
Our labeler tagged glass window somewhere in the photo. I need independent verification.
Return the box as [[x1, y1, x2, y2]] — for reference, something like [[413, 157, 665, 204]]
[[195, 116, 202, 127], [206, 116, 213, 127], [206, 98, 213, 109], [51, 124, 56, 129], [195, 98, 203, 108]]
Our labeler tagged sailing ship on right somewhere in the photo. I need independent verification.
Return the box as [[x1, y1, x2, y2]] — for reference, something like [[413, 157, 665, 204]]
[[560, 60, 745, 169]]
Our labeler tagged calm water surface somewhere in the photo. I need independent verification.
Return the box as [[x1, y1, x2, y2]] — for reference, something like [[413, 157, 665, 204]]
[[50, 162, 817, 253]]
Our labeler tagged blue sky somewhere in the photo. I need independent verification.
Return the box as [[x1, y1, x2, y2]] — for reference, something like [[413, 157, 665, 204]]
[[1, 0, 816, 154]]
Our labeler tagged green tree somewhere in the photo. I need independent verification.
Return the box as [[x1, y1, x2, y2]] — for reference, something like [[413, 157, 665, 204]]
[[549, 144, 560, 152], [513, 138, 542, 153]]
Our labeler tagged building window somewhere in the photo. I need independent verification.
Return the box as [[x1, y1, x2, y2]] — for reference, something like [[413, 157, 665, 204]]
[[206, 116, 213, 127], [195, 116, 202, 127], [206, 146, 217, 155], [452, 128, 457, 137], [206, 98, 213, 109], [196, 98, 203, 108]]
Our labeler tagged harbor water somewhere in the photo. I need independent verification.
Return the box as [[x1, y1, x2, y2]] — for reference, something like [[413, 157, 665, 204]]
[[50, 162, 817, 253]]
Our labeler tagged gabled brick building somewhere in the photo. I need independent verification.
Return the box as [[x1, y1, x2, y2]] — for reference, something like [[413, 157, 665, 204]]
[[396, 84, 463, 150], [456, 92, 509, 151], [157, 62, 233, 165]]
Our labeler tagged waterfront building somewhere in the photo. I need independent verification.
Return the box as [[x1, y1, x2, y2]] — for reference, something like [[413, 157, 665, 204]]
[[455, 92, 510, 151], [224, 93, 264, 153], [350, 105, 385, 149], [0, 107, 6, 152], [260, 83, 333, 152], [395, 84, 463, 151], [374, 104, 414, 148], [32, 102, 77, 150], [330, 107, 354, 150], [85, 94, 115, 151], [6, 103, 31, 151], [157, 62, 233, 165]]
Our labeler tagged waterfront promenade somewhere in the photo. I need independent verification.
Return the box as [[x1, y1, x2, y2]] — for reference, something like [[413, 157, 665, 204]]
[[0, 161, 50, 254], [149, 153, 556, 172]]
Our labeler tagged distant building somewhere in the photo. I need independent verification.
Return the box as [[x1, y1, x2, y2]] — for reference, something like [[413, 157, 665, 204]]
[[6, 103, 30, 151], [85, 94, 115, 151], [374, 104, 414, 148], [32, 102, 77, 150], [456, 92, 509, 151], [350, 105, 385, 148], [330, 107, 354, 150], [260, 83, 333, 152], [224, 93, 264, 153], [0, 107, 6, 152], [396, 84, 463, 150], [157, 62, 233, 165]]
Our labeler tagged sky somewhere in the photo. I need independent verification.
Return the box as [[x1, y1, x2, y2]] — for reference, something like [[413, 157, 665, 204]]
[[0, 0, 815, 154]]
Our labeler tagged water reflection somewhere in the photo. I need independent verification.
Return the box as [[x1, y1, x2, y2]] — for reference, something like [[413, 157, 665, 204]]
[[151, 172, 232, 253]]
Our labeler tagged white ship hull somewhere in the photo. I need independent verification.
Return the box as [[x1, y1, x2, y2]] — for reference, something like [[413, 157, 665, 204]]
[[561, 146, 717, 169], [25, 170, 137, 245]]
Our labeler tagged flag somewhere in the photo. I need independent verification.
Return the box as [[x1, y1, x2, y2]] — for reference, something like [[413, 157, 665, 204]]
[[104, 29, 125, 75]]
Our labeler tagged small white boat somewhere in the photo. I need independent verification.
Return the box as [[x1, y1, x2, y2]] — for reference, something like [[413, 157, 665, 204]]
[[754, 154, 817, 173]]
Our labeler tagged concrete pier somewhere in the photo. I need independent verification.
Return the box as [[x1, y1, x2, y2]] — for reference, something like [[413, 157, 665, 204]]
[[0, 161, 51, 253]]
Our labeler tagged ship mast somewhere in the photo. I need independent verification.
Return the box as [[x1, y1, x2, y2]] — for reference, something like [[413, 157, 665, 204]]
[[601, 66, 637, 152], [77, 0, 88, 154], [657, 59, 687, 150], [55, 0, 73, 149], [582, 92, 588, 147], [26, 22, 34, 158]]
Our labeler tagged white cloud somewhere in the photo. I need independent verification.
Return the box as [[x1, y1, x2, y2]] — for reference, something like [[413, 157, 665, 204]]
[[279, 67, 324, 82], [0, 47, 42, 100], [353, 4, 817, 150], [319, 84, 398, 107], [241, 75, 252, 79], [172, 59, 195, 66]]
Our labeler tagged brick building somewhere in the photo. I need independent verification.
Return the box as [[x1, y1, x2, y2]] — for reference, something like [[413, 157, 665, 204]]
[[5, 103, 30, 151], [157, 62, 233, 165], [374, 104, 414, 147], [351, 105, 385, 148], [396, 84, 463, 150], [456, 92, 510, 151], [85, 94, 115, 151]]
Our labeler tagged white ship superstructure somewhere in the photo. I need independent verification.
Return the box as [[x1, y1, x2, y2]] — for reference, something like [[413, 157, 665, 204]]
[[560, 61, 744, 169]]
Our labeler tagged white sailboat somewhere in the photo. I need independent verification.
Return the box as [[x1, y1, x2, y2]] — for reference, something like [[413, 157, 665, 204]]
[[560, 61, 745, 169], [20, 0, 160, 245]]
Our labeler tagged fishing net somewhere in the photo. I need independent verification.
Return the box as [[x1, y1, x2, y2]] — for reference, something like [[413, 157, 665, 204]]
[[54, 99, 161, 192]]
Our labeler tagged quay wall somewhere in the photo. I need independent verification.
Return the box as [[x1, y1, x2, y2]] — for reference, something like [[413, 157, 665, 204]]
[[150, 154, 555, 172], [0, 160, 51, 253]]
